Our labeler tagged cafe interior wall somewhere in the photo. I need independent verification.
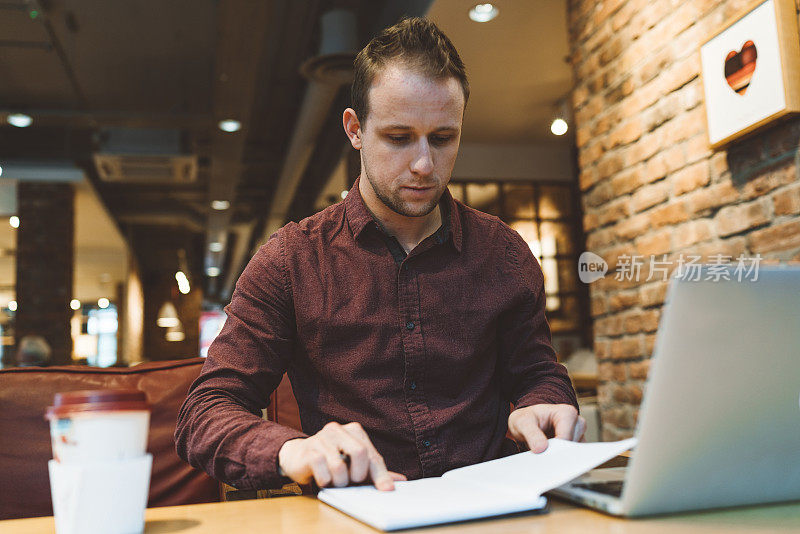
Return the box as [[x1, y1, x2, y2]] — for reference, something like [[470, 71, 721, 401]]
[[142, 276, 202, 363], [118, 254, 144, 366], [568, 0, 800, 439]]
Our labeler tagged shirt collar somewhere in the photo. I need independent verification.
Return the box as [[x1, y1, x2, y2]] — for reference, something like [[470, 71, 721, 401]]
[[345, 176, 463, 253]]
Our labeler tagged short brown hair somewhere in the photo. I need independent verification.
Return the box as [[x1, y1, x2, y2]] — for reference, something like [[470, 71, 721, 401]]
[[351, 17, 469, 124]]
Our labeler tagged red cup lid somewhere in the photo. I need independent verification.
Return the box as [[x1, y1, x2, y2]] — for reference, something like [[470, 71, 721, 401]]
[[45, 389, 149, 420]]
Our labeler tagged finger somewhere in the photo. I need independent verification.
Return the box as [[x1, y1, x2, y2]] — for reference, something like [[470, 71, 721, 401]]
[[368, 452, 395, 490], [553, 409, 579, 441], [388, 471, 407, 481], [307, 449, 332, 488], [316, 433, 353, 487], [573, 416, 587, 442], [327, 427, 371, 483], [342, 423, 395, 491], [512, 414, 549, 454]]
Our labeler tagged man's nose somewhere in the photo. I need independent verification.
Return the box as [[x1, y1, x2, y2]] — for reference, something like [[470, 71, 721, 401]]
[[410, 139, 434, 175]]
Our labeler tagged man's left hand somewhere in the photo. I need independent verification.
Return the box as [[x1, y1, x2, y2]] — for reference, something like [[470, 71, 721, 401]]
[[507, 404, 586, 454]]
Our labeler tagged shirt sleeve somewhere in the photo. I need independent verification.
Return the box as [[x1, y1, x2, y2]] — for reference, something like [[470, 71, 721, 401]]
[[497, 226, 579, 411], [174, 229, 308, 490]]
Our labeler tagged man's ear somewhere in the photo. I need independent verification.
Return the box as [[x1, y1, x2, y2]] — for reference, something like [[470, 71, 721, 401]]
[[343, 108, 362, 150]]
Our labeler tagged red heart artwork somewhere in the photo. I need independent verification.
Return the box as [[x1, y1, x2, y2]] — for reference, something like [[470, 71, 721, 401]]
[[724, 40, 757, 95]]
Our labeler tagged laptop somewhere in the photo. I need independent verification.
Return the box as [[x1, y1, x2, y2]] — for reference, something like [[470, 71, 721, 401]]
[[550, 264, 800, 516]]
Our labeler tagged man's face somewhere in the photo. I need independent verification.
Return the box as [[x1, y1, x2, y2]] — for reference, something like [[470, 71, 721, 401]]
[[356, 63, 464, 218]]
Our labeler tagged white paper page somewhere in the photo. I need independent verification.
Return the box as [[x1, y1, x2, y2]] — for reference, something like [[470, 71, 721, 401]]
[[443, 437, 637, 497], [319, 476, 545, 531]]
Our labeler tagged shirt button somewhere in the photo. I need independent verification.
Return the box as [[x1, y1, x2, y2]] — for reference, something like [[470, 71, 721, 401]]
[[409, 381, 417, 390], [405, 321, 415, 330], [422, 440, 431, 448]]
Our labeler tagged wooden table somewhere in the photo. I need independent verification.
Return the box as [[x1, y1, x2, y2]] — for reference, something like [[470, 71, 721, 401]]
[[3, 496, 800, 533]]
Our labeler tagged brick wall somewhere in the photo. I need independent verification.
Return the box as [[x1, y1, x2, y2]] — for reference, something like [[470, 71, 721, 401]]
[[568, 0, 800, 439], [16, 183, 74, 365]]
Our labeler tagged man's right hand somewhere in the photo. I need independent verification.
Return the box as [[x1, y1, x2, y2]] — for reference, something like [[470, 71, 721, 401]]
[[277, 421, 406, 491]]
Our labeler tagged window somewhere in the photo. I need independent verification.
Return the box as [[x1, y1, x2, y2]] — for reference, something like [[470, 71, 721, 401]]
[[448, 180, 591, 349]]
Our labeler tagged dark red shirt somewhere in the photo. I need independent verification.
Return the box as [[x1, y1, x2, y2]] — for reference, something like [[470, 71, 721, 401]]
[[175, 177, 577, 490]]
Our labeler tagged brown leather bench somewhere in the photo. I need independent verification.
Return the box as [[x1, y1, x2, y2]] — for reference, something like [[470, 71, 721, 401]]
[[0, 358, 222, 520]]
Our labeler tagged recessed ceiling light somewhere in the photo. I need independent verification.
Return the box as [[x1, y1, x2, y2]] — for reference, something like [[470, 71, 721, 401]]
[[550, 118, 569, 136], [70, 299, 81, 310], [209, 242, 224, 252], [469, 3, 498, 22], [8, 300, 17, 312], [218, 119, 241, 133], [97, 298, 110, 309], [206, 266, 221, 277], [9, 216, 19, 229], [340, 190, 348, 200], [211, 200, 230, 211], [7, 113, 33, 128]]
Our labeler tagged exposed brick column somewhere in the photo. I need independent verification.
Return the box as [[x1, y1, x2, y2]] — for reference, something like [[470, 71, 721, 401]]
[[568, 0, 800, 439], [16, 182, 74, 365]]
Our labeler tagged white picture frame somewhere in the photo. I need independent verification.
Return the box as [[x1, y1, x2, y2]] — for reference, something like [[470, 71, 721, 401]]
[[700, 0, 800, 149]]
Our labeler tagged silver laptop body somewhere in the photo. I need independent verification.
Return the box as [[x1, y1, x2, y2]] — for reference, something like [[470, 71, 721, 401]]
[[550, 265, 800, 516]]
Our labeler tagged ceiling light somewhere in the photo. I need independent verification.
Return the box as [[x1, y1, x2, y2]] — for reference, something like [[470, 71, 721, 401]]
[[7, 300, 17, 312], [9, 216, 19, 229], [206, 266, 221, 277], [0, 165, 3, 177], [209, 242, 224, 252], [70, 299, 81, 310], [550, 118, 569, 136], [97, 298, 110, 309], [211, 200, 230, 211], [175, 271, 191, 295], [340, 190, 348, 199], [469, 3, 499, 22], [157, 301, 180, 327], [218, 119, 241, 133], [165, 324, 185, 342], [7, 113, 33, 128]]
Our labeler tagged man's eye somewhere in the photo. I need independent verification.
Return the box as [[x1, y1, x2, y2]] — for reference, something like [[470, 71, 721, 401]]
[[430, 135, 453, 145], [387, 135, 409, 144]]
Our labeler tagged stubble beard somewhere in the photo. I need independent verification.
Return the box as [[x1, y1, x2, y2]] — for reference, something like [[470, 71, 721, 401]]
[[363, 165, 442, 218]]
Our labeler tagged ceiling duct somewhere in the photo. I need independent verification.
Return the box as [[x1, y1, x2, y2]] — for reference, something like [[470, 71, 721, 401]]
[[93, 128, 197, 184], [256, 9, 356, 250], [300, 9, 358, 85]]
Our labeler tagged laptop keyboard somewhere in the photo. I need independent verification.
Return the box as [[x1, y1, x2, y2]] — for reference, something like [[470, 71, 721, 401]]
[[573, 480, 625, 497]]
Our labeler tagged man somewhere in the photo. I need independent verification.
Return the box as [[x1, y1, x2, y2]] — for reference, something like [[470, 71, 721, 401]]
[[176, 17, 584, 493], [15, 335, 52, 367]]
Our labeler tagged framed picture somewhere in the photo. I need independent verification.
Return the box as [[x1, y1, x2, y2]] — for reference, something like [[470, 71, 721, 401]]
[[700, 0, 800, 149]]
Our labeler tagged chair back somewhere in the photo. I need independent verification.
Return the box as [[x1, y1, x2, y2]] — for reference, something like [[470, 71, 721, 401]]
[[0, 358, 220, 520]]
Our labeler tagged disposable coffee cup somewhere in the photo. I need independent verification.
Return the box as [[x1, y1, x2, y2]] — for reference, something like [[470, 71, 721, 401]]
[[45, 389, 150, 463], [49, 454, 152, 534]]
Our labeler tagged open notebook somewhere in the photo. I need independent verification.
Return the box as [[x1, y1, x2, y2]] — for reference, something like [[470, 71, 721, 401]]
[[319, 438, 636, 530]]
